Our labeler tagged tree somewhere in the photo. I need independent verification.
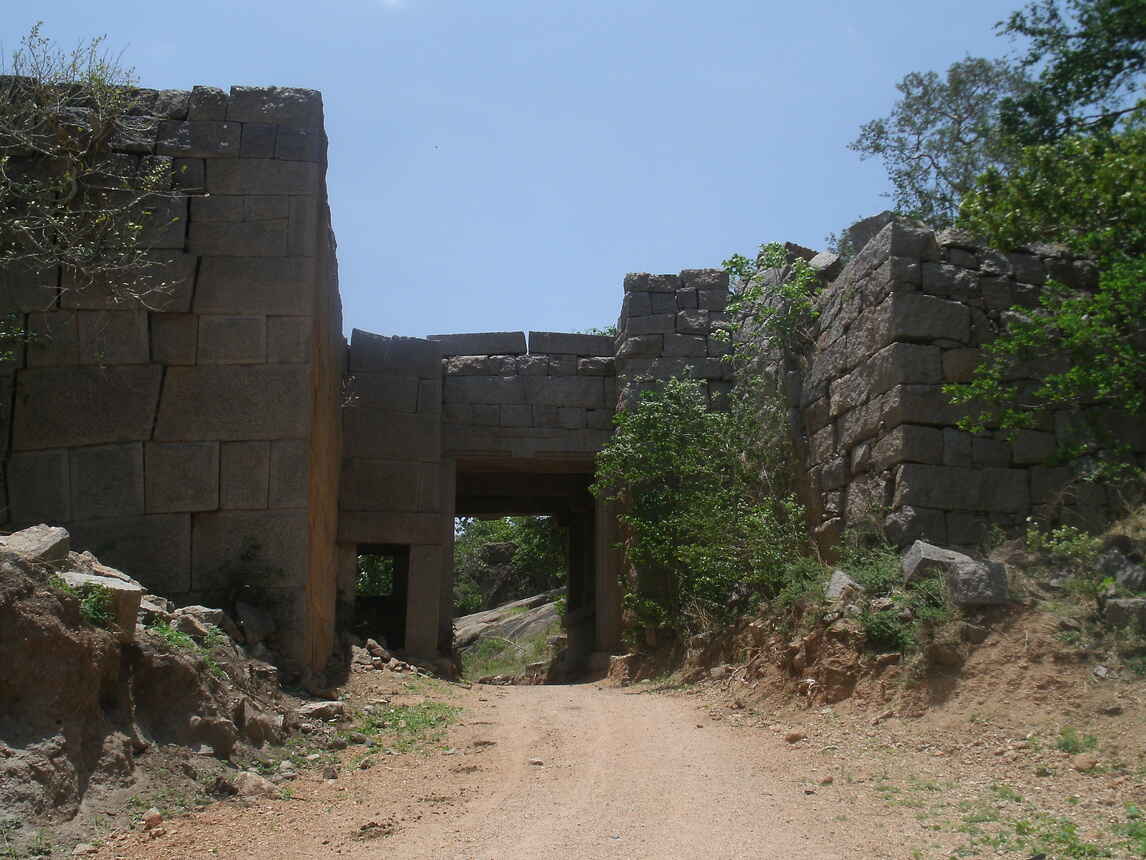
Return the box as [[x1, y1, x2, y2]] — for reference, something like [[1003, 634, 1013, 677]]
[[998, 0, 1146, 143], [849, 57, 1033, 228], [1, 24, 175, 360], [948, 127, 1146, 439], [452, 517, 567, 614]]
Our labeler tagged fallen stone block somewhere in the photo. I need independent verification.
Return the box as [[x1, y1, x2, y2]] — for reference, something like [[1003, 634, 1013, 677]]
[[175, 605, 242, 643], [0, 524, 70, 568], [297, 700, 346, 721], [902, 540, 1009, 607], [58, 570, 144, 642], [825, 570, 863, 602]]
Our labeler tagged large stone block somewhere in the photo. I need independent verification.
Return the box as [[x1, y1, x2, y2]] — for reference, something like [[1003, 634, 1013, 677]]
[[276, 126, 325, 162], [523, 376, 605, 407], [191, 510, 309, 591], [187, 86, 228, 121], [342, 409, 441, 461], [62, 252, 197, 313], [156, 120, 241, 157], [70, 443, 145, 521], [894, 464, 981, 511], [146, 442, 220, 513], [675, 311, 709, 335], [871, 424, 943, 470], [662, 334, 707, 357], [0, 266, 57, 313], [151, 313, 197, 365], [240, 123, 277, 158], [269, 439, 309, 508], [418, 379, 442, 414], [881, 384, 964, 428], [578, 357, 614, 376], [206, 158, 320, 196], [188, 220, 288, 256], [68, 514, 192, 594], [337, 511, 446, 545], [26, 311, 79, 366], [220, 441, 270, 509], [197, 315, 267, 364], [500, 404, 533, 427], [444, 375, 525, 405], [527, 331, 613, 355], [345, 373, 419, 412], [339, 459, 439, 512], [979, 468, 1029, 513], [6, 450, 70, 524], [921, 262, 978, 300], [616, 335, 662, 359], [154, 365, 311, 441], [547, 355, 577, 376], [446, 355, 516, 376], [12, 366, 163, 450], [78, 310, 149, 365], [624, 273, 679, 293], [226, 86, 323, 128], [868, 342, 942, 395], [195, 256, 315, 315], [427, 332, 526, 356], [883, 506, 947, 546], [515, 354, 549, 376], [348, 330, 440, 376], [625, 314, 675, 336], [874, 293, 972, 345]]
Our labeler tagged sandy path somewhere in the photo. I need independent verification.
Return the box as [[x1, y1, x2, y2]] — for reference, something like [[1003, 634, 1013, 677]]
[[100, 683, 894, 859]]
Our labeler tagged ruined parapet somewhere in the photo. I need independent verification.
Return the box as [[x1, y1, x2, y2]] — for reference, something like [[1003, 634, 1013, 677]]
[[614, 269, 733, 409], [799, 220, 1138, 551], [1, 85, 343, 676]]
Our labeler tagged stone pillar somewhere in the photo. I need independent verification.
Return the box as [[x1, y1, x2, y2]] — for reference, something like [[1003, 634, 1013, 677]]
[[437, 459, 457, 654], [594, 496, 623, 653], [405, 544, 443, 658]]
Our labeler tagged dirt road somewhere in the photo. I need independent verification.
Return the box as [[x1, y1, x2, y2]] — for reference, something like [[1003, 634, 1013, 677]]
[[100, 682, 899, 859]]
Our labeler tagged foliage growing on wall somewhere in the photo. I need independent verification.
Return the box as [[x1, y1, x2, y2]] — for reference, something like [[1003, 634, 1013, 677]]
[[0, 24, 178, 360]]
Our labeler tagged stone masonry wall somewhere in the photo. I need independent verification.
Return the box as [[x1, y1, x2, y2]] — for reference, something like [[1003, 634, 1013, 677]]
[[438, 330, 616, 461], [798, 220, 1144, 551], [0, 85, 342, 675], [614, 269, 734, 410]]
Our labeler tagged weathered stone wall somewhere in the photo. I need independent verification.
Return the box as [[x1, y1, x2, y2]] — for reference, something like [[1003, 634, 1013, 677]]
[[438, 330, 616, 461], [797, 220, 1142, 550], [0, 86, 342, 675], [614, 269, 734, 410]]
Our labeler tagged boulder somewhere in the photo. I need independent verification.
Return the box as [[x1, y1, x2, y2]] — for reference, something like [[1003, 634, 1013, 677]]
[[0, 524, 71, 568], [365, 637, 390, 660], [1104, 598, 1146, 629], [172, 612, 212, 642], [824, 570, 863, 602], [297, 700, 346, 721], [174, 605, 242, 643], [1097, 549, 1146, 593], [809, 251, 843, 281], [189, 715, 238, 760], [57, 570, 144, 642], [137, 595, 173, 626], [902, 540, 1009, 607], [232, 771, 279, 798]]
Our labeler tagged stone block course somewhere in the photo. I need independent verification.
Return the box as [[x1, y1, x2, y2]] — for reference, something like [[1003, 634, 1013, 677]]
[[342, 409, 441, 461], [26, 311, 79, 367], [625, 314, 675, 336], [156, 120, 241, 158], [191, 510, 309, 591], [267, 316, 312, 363], [872, 424, 943, 470], [151, 313, 198, 365], [523, 376, 605, 407], [197, 315, 267, 364], [221, 441, 270, 509], [428, 332, 526, 356], [7, 450, 70, 524], [349, 330, 440, 376], [269, 440, 309, 508], [276, 127, 324, 162], [527, 331, 613, 355], [241, 124, 277, 158], [78, 311, 150, 365], [444, 375, 524, 405], [188, 219, 289, 256], [154, 365, 311, 441], [146, 442, 220, 513], [69, 443, 145, 521], [13, 366, 163, 450], [340, 459, 439, 512], [188, 86, 228, 121], [68, 514, 192, 595], [226, 86, 323, 129], [196, 256, 315, 315], [206, 158, 320, 196], [447, 355, 516, 376]]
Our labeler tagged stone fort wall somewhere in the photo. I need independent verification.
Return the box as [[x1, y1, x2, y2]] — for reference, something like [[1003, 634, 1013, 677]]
[[0, 85, 343, 675], [3, 83, 1131, 675]]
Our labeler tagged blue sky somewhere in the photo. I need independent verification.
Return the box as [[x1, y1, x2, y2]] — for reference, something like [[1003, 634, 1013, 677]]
[[10, 1, 1013, 338]]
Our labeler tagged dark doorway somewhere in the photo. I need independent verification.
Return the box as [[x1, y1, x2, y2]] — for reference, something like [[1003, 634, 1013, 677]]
[[354, 544, 410, 650]]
